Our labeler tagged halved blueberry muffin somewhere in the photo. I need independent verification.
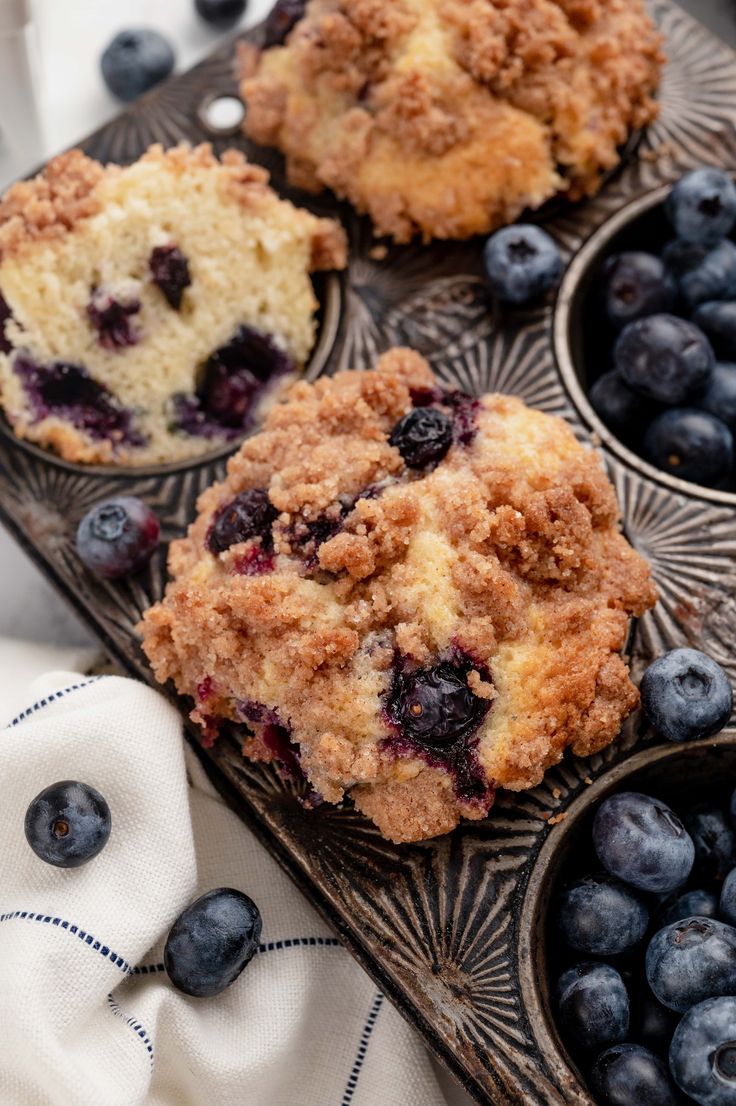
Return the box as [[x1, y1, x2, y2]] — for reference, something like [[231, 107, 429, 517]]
[[240, 0, 663, 243], [0, 144, 346, 465], [140, 349, 656, 842]]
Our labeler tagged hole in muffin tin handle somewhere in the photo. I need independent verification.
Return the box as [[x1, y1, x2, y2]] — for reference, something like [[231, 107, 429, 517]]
[[198, 93, 246, 137]]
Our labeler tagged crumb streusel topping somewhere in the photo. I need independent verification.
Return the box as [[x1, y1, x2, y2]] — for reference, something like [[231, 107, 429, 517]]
[[241, 0, 663, 242], [140, 349, 656, 842]]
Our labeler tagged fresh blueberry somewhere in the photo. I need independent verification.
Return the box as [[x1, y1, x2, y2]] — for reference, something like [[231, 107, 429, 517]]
[[556, 873, 649, 956], [693, 302, 736, 360], [386, 660, 489, 749], [556, 962, 629, 1054], [482, 224, 562, 305], [644, 408, 733, 485], [149, 245, 191, 309], [720, 868, 736, 926], [677, 240, 736, 307], [662, 238, 710, 280], [87, 289, 141, 350], [659, 888, 719, 927], [389, 408, 454, 468], [263, 0, 306, 47], [591, 1044, 683, 1106], [602, 251, 676, 329], [24, 781, 111, 868], [208, 488, 277, 555], [589, 370, 657, 442], [593, 792, 694, 894], [164, 887, 262, 997], [666, 168, 736, 247], [194, 0, 247, 29], [630, 991, 681, 1055], [641, 649, 733, 743], [646, 917, 736, 1013], [684, 804, 735, 882], [731, 788, 736, 828], [100, 29, 175, 103], [614, 315, 714, 404], [76, 496, 160, 579], [670, 996, 736, 1106], [695, 362, 736, 430]]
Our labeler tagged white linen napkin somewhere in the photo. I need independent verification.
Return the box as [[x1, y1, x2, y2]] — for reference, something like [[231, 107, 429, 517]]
[[0, 667, 456, 1106]]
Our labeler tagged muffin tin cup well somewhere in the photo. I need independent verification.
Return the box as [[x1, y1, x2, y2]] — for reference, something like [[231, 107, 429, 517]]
[[0, 5, 736, 1105]]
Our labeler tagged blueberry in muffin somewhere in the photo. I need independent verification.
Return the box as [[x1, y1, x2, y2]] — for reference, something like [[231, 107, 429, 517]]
[[140, 348, 656, 842], [0, 144, 346, 465], [240, 0, 663, 243]]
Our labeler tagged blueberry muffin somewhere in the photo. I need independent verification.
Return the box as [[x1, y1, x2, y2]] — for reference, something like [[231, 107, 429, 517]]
[[240, 0, 663, 243], [140, 349, 656, 843], [0, 144, 346, 465]]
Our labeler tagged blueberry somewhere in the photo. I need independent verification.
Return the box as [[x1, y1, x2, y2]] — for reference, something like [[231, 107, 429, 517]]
[[644, 408, 733, 486], [589, 370, 657, 442], [76, 496, 160, 579], [15, 357, 141, 445], [100, 29, 175, 103], [149, 246, 191, 309], [263, 0, 306, 47], [670, 996, 736, 1106], [556, 962, 629, 1054], [389, 407, 454, 468], [693, 302, 736, 360], [482, 224, 562, 305], [731, 787, 736, 828], [641, 649, 733, 743], [646, 917, 736, 1013], [684, 804, 735, 882], [666, 168, 736, 246], [630, 991, 681, 1055], [694, 361, 736, 431], [0, 292, 13, 353], [720, 868, 736, 926], [208, 489, 277, 555], [614, 314, 714, 404], [194, 0, 247, 29], [593, 792, 694, 894], [659, 888, 719, 927], [164, 887, 262, 997], [386, 660, 489, 748], [662, 238, 709, 280], [87, 289, 141, 350], [591, 1044, 683, 1106], [556, 873, 649, 956], [677, 240, 736, 307], [603, 252, 676, 330], [200, 364, 259, 428], [24, 781, 111, 868]]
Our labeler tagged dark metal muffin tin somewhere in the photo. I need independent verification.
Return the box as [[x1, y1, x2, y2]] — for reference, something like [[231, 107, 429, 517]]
[[0, 4, 735, 1103]]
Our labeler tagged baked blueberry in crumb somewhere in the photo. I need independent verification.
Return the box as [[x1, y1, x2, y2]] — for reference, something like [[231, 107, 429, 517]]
[[87, 289, 141, 349], [389, 407, 454, 468], [208, 488, 277, 555], [149, 245, 191, 309], [25, 780, 111, 868], [263, 0, 306, 46], [164, 887, 262, 998], [0, 293, 12, 353], [76, 496, 160, 579], [386, 658, 489, 749]]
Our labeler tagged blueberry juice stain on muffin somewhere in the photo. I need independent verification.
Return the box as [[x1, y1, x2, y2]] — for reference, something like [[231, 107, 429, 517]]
[[0, 144, 346, 465], [140, 349, 656, 843]]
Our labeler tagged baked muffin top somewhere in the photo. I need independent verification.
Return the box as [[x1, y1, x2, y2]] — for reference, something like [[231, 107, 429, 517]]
[[241, 0, 663, 243], [140, 348, 656, 842]]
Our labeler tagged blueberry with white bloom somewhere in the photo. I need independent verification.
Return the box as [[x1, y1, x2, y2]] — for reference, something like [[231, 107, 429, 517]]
[[646, 917, 736, 1013], [666, 168, 736, 247], [556, 873, 649, 956], [615, 314, 714, 405], [165, 887, 262, 997], [483, 224, 562, 305], [25, 781, 111, 868], [556, 962, 629, 1054], [641, 648, 733, 743], [670, 996, 736, 1106], [694, 302, 736, 361], [644, 408, 734, 486], [593, 792, 694, 894]]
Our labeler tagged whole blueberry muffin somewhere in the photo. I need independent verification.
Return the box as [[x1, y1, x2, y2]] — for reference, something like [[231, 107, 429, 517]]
[[140, 349, 656, 842], [240, 0, 663, 243], [0, 144, 346, 465]]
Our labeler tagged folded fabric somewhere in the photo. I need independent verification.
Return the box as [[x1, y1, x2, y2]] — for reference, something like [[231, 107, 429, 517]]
[[0, 670, 454, 1106]]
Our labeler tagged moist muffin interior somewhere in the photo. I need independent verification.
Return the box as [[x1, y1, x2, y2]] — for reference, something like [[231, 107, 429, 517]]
[[241, 0, 663, 243], [140, 348, 656, 843], [0, 143, 346, 465]]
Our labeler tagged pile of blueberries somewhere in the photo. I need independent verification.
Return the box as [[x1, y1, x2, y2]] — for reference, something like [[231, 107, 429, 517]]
[[554, 648, 736, 1106], [24, 779, 262, 998], [589, 167, 736, 490]]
